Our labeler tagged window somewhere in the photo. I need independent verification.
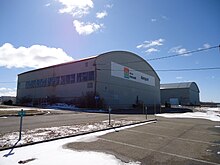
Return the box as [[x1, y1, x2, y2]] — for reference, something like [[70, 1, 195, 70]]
[[70, 74, 75, 83], [24, 71, 95, 89], [77, 71, 95, 82], [61, 76, 66, 85], [66, 75, 70, 84], [88, 71, 95, 81]]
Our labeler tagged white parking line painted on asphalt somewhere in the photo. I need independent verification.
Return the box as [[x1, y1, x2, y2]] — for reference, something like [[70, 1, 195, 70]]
[[0, 121, 157, 165], [100, 138, 220, 165], [126, 129, 220, 146]]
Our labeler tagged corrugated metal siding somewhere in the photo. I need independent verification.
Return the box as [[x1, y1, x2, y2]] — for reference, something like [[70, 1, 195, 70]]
[[160, 82, 200, 105], [96, 51, 160, 109], [161, 82, 192, 89]]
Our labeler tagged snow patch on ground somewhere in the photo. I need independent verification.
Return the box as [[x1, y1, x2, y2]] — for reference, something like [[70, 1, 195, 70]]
[[0, 107, 38, 111], [156, 111, 220, 121], [45, 103, 79, 110], [0, 122, 151, 165], [0, 119, 140, 148], [157, 107, 220, 121], [0, 117, 7, 119], [195, 107, 220, 112]]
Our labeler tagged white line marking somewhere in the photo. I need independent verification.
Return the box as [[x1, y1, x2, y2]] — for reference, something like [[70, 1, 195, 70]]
[[100, 138, 220, 165], [126, 129, 220, 146]]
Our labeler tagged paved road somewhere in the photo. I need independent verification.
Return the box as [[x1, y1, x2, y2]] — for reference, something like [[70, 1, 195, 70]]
[[0, 110, 150, 134], [67, 117, 220, 165], [2, 109, 219, 164]]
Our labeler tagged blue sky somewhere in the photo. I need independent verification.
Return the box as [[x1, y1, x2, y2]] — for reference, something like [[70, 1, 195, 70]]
[[0, 0, 220, 102]]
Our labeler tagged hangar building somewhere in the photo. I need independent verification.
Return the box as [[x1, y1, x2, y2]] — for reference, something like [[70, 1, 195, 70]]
[[160, 82, 200, 106], [17, 51, 160, 110]]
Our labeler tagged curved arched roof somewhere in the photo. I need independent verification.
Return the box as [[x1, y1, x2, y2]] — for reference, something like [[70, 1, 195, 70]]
[[96, 50, 160, 80], [160, 82, 200, 92], [19, 50, 160, 81]]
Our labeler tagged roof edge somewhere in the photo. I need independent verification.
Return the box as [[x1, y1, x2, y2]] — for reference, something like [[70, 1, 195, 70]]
[[18, 56, 97, 76], [160, 82, 200, 92], [96, 50, 160, 81]]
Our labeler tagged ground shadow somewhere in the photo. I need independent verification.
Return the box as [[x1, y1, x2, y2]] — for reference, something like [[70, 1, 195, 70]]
[[3, 139, 20, 157], [161, 107, 193, 113]]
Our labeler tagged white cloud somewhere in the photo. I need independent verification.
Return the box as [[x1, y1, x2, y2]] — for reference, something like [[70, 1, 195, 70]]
[[203, 43, 210, 49], [198, 43, 211, 50], [0, 43, 73, 69], [178, 48, 187, 54], [96, 11, 108, 19], [145, 48, 159, 53], [137, 39, 164, 54], [106, 4, 113, 8], [0, 88, 16, 97], [150, 16, 168, 22], [161, 15, 168, 20], [176, 76, 183, 80], [137, 38, 164, 49], [45, 3, 51, 7], [58, 0, 94, 18], [169, 46, 188, 56], [56, 0, 110, 35], [73, 20, 103, 35]]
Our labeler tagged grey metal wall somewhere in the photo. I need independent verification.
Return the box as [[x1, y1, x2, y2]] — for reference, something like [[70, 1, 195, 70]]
[[161, 88, 190, 105], [160, 82, 200, 106], [95, 51, 160, 109], [189, 83, 200, 105], [189, 90, 200, 105], [17, 58, 96, 103], [17, 51, 161, 109]]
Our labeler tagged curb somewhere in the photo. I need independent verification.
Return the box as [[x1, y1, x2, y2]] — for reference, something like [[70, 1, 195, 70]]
[[0, 112, 47, 118], [0, 119, 157, 151], [0, 111, 48, 118]]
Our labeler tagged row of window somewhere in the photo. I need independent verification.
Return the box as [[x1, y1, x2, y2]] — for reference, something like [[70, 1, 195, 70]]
[[25, 71, 95, 89]]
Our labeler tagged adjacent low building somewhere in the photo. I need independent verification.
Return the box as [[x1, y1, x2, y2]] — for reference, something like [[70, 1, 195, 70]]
[[160, 82, 200, 106], [17, 51, 161, 110], [0, 96, 16, 105]]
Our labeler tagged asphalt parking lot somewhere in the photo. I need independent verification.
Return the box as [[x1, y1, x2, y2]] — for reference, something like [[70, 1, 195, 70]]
[[1, 107, 220, 164], [67, 116, 220, 165], [0, 109, 151, 134]]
